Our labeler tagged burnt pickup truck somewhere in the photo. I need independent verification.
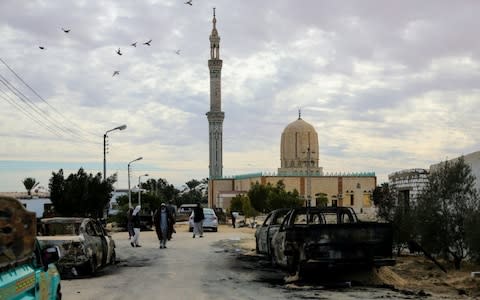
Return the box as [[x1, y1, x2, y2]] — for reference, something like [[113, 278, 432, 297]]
[[270, 206, 395, 274]]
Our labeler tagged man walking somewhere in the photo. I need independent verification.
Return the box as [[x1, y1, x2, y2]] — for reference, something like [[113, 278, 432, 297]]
[[154, 203, 174, 248], [192, 202, 204, 238], [167, 200, 177, 237], [131, 205, 142, 247]]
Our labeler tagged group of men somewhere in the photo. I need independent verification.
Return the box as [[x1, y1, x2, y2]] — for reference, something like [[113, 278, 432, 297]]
[[128, 201, 206, 248]]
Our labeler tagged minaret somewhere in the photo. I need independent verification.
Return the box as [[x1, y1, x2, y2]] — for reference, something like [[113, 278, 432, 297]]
[[207, 8, 224, 180]]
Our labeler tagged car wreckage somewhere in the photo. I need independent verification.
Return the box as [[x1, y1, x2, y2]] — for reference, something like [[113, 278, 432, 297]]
[[263, 206, 395, 274], [37, 217, 116, 276]]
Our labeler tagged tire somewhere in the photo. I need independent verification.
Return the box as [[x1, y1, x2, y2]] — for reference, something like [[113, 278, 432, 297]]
[[189, 227, 193, 232], [213, 227, 218, 232], [110, 249, 116, 265], [270, 247, 277, 267], [255, 238, 260, 254], [55, 285, 62, 300], [86, 256, 97, 275]]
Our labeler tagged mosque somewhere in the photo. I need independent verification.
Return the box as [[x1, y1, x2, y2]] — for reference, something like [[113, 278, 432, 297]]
[[205, 11, 376, 215]]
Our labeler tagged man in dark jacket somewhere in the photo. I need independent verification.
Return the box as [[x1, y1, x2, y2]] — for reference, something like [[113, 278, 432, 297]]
[[154, 203, 174, 248], [192, 202, 204, 238]]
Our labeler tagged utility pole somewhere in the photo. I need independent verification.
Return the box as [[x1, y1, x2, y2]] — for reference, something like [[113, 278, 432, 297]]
[[304, 147, 315, 207]]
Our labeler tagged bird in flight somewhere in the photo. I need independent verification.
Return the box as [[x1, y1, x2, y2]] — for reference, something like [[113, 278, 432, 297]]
[[62, 28, 70, 33], [175, 50, 181, 55], [112, 71, 120, 77], [39, 46, 45, 50], [185, 0, 192, 6], [116, 48, 122, 55], [131, 42, 137, 47], [143, 39, 152, 46]]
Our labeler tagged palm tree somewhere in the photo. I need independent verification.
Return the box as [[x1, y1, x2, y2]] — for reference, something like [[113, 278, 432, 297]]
[[22, 177, 39, 196]]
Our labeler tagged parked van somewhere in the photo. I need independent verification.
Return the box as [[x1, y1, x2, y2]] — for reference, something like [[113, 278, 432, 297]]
[[0, 196, 62, 299]]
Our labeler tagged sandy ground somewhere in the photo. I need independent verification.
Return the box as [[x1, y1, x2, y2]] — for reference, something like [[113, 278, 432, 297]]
[[60, 224, 479, 299]]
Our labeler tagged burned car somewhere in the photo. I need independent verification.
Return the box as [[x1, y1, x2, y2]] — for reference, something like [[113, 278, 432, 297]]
[[255, 208, 290, 256], [270, 206, 395, 274], [38, 217, 116, 276]]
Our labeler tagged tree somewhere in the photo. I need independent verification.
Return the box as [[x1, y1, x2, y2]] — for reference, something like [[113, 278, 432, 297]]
[[22, 177, 39, 196], [178, 178, 208, 205], [49, 168, 116, 218], [268, 180, 303, 210], [247, 182, 270, 213], [416, 156, 480, 269], [242, 196, 259, 223], [230, 194, 245, 213], [374, 183, 415, 255]]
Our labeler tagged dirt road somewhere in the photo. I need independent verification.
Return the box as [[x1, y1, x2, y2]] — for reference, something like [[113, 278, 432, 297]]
[[60, 225, 461, 299]]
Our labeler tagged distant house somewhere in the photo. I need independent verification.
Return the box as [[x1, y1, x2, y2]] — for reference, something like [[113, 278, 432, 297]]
[[18, 198, 52, 218], [388, 169, 429, 207]]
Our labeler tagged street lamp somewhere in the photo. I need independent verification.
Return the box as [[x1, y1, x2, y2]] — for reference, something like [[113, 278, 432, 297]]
[[128, 157, 143, 208], [138, 174, 149, 207], [103, 124, 127, 181]]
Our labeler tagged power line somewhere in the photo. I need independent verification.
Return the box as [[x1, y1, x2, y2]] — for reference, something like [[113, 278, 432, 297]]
[[0, 86, 67, 138], [0, 79, 99, 145], [0, 58, 99, 139]]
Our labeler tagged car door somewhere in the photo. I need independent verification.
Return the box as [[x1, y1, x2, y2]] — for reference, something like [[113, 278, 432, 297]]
[[271, 211, 293, 267], [92, 221, 109, 266], [99, 225, 115, 265], [85, 220, 104, 268], [266, 209, 289, 256], [256, 212, 273, 254]]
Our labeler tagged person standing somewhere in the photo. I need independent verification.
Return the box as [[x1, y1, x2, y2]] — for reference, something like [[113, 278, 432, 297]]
[[230, 210, 236, 228], [154, 203, 174, 248], [167, 200, 177, 237], [131, 205, 142, 247], [127, 208, 134, 239], [192, 202, 204, 238]]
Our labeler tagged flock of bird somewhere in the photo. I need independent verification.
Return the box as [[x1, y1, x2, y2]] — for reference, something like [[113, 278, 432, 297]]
[[37, 0, 194, 78]]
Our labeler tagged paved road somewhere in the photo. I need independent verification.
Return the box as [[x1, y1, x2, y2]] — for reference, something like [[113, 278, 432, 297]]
[[61, 225, 438, 300]]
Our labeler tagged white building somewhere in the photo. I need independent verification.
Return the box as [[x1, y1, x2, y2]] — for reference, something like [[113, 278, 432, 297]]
[[18, 198, 52, 218], [389, 150, 480, 206], [388, 169, 429, 206]]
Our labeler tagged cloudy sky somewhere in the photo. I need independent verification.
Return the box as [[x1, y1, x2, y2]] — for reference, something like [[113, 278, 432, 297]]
[[1, 0, 479, 192]]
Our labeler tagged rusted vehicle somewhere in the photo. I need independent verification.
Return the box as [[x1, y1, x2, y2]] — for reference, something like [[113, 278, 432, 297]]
[[0, 196, 62, 299], [38, 217, 116, 276], [270, 206, 395, 274], [255, 208, 290, 256]]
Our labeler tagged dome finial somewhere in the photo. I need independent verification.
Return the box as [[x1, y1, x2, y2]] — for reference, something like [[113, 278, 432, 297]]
[[212, 7, 217, 29], [298, 108, 302, 120]]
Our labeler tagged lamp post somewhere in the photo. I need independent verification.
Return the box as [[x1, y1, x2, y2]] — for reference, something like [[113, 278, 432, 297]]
[[128, 157, 143, 208], [304, 147, 315, 207], [138, 174, 149, 207], [103, 124, 127, 181]]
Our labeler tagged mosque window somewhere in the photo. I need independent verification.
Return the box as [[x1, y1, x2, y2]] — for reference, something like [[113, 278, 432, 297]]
[[350, 194, 354, 206], [356, 183, 361, 189]]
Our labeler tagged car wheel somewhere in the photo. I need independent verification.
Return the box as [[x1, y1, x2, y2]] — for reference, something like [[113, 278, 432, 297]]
[[110, 249, 116, 265], [189, 227, 193, 232], [270, 247, 277, 267], [87, 256, 97, 275], [213, 227, 218, 232], [55, 285, 62, 300], [255, 238, 260, 254]]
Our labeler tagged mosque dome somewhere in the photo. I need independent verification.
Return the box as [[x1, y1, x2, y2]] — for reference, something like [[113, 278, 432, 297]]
[[278, 116, 323, 176]]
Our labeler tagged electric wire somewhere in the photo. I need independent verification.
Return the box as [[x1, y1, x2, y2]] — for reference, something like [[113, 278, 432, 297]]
[[0, 78, 99, 145], [0, 86, 66, 138], [0, 57, 99, 138]]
